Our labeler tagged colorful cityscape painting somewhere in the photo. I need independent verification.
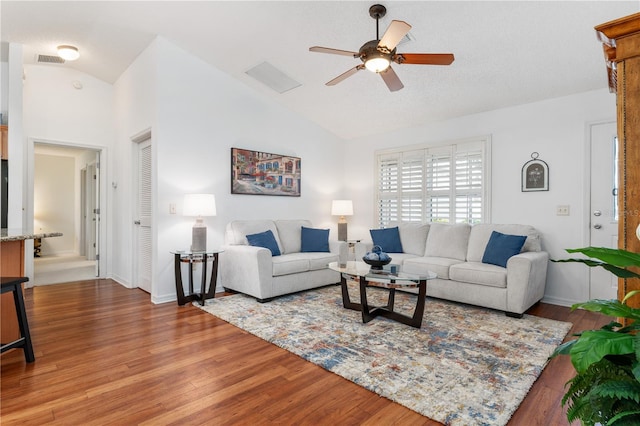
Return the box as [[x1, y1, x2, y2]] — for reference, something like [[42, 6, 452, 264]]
[[231, 148, 301, 196]]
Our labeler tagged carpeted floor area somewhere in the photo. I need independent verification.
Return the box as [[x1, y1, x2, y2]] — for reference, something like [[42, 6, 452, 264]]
[[34, 255, 97, 285], [197, 283, 572, 426]]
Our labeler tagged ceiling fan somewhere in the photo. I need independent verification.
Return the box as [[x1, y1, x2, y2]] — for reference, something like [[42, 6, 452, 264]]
[[309, 4, 454, 92]]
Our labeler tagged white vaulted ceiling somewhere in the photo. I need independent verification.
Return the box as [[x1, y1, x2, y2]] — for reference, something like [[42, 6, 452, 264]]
[[2, 1, 638, 140]]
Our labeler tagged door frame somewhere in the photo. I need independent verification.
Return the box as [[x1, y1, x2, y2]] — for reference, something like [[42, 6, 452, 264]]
[[583, 119, 617, 300], [25, 137, 108, 287]]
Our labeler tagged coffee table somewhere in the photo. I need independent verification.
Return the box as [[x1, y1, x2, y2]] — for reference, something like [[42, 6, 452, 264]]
[[328, 261, 436, 328]]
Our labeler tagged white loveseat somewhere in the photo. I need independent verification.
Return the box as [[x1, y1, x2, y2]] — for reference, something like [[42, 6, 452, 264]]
[[356, 223, 549, 317], [220, 220, 348, 302]]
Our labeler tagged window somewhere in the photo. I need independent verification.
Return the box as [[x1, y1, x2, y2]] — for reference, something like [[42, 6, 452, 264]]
[[375, 137, 491, 227]]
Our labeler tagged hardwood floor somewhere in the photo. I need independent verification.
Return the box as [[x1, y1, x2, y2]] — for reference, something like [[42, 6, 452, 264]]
[[1, 279, 608, 425]]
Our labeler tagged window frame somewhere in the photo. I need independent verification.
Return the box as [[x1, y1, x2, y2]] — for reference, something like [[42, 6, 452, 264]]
[[374, 136, 492, 227]]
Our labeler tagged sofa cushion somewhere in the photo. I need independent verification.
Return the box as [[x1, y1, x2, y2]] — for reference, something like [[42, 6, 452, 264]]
[[402, 256, 464, 280], [246, 230, 281, 256], [272, 253, 309, 276], [305, 252, 340, 271], [467, 224, 541, 262], [275, 220, 313, 254], [424, 223, 471, 261], [397, 222, 430, 256], [481, 231, 527, 268], [449, 262, 507, 288], [301, 226, 330, 252], [370, 227, 403, 253]]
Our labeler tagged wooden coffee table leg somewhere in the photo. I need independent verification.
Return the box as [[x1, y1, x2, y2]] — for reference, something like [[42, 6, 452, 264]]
[[359, 275, 375, 323], [340, 274, 361, 311], [409, 279, 427, 327]]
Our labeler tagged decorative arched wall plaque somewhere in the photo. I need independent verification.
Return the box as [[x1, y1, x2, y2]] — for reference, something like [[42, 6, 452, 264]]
[[521, 152, 549, 192]]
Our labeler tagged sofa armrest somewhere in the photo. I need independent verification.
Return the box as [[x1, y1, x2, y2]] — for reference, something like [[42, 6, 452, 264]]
[[355, 240, 373, 260], [220, 244, 274, 299], [506, 251, 549, 314]]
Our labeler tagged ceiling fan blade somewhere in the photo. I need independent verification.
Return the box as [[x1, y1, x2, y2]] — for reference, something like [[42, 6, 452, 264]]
[[309, 46, 358, 57], [394, 53, 455, 65], [326, 65, 365, 86], [380, 66, 404, 92], [378, 20, 412, 53]]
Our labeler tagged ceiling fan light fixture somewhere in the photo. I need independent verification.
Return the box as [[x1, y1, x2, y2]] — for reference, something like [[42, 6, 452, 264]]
[[365, 57, 390, 73], [57, 45, 80, 61]]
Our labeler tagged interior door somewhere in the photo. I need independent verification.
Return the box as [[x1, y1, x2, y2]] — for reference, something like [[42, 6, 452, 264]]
[[589, 121, 618, 300], [134, 138, 152, 293]]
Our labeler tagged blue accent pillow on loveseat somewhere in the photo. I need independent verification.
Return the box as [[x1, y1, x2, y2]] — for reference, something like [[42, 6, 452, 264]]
[[246, 230, 281, 256], [301, 226, 330, 252]]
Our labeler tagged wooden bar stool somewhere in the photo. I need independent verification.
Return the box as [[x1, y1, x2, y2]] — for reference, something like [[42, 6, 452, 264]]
[[1, 277, 35, 363]]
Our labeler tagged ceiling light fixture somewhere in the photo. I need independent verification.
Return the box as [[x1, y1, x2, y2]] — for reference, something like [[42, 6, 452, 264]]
[[57, 45, 80, 61], [361, 40, 391, 73], [365, 56, 391, 73]]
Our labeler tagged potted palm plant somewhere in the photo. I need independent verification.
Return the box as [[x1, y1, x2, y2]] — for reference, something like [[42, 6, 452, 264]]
[[550, 247, 640, 425]]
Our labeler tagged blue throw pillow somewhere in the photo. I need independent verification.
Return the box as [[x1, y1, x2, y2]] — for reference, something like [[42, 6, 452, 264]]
[[482, 231, 527, 267], [301, 226, 330, 252], [370, 227, 403, 253], [246, 230, 281, 256]]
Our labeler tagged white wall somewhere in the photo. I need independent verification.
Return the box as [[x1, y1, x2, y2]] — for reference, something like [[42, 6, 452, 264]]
[[114, 37, 346, 303], [345, 89, 617, 306], [33, 153, 75, 255]]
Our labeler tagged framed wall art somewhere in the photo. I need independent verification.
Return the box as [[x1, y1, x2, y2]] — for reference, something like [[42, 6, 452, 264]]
[[231, 148, 301, 197], [521, 152, 549, 192]]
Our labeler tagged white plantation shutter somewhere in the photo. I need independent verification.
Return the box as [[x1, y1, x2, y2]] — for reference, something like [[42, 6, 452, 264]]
[[376, 138, 490, 226], [377, 154, 400, 226]]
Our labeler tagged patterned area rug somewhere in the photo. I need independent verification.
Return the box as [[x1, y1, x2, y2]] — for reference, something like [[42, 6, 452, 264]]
[[196, 283, 571, 425]]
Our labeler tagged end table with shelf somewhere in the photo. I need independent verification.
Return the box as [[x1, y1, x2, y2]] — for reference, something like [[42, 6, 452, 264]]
[[171, 250, 223, 306]]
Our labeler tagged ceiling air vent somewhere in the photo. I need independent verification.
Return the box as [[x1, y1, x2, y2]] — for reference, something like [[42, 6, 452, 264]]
[[36, 54, 65, 64]]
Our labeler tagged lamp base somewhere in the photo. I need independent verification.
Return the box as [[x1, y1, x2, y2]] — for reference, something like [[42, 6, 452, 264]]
[[192, 226, 207, 252], [338, 222, 347, 242]]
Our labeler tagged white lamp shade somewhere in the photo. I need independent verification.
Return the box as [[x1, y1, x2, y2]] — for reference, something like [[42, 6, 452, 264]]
[[183, 194, 216, 217], [57, 45, 80, 61], [331, 200, 353, 216]]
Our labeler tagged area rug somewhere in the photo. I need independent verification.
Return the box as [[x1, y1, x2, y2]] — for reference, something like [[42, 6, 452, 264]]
[[196, 284, 571, 425]]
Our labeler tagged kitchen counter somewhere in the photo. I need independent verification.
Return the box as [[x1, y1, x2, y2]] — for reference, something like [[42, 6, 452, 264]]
[[1, 228, 63, 242], [1, 228, 63, 345]]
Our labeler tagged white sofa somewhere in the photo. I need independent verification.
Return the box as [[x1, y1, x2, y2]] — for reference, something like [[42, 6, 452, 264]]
[[356, 223, 549, 317], [220, 220, 348, 302]]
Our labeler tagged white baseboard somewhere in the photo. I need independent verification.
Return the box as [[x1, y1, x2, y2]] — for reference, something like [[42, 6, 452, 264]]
[[541, 295, 578, 308]]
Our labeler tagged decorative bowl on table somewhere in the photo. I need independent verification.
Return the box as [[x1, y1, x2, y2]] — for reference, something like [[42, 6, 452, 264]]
[[362, 245, 392, 270], [362, 257, 392, 270]]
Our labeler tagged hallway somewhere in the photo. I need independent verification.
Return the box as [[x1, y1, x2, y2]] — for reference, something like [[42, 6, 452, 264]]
[[33, 254, 96, 286]]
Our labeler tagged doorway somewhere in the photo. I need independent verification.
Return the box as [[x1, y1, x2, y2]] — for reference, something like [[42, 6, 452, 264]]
[[588, 121, 618, 300], [32, 142, 103, 285]]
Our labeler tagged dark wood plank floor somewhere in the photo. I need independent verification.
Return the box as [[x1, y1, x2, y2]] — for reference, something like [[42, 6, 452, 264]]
[[1, 279, 608, 425]]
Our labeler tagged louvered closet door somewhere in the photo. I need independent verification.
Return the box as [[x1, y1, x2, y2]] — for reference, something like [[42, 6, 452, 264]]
[[135, 139, 152, 293]]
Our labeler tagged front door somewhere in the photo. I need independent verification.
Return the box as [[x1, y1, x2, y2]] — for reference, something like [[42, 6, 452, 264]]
[[589, 121, 618, 300]]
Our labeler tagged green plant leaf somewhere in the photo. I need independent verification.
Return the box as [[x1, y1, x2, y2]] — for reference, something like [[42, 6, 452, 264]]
[[550, 340, 576, 358], [565, 247, 640, 268], [571, 299, 640, 321], [570, 331, 635, 373], [552, 258, 640, 279], [608, 410, 640, 426]]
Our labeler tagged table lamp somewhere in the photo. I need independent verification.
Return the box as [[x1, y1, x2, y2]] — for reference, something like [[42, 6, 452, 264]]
[[183, 194, 216, 252], [331, 200, 353, 242]]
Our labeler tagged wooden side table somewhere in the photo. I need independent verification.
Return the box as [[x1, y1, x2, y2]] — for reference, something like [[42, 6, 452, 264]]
[[171, 250, 223, 306]]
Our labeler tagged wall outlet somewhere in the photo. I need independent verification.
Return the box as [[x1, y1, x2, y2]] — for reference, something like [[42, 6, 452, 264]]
[[556, 205, 570, 216], [169, 203, 176, 214]]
